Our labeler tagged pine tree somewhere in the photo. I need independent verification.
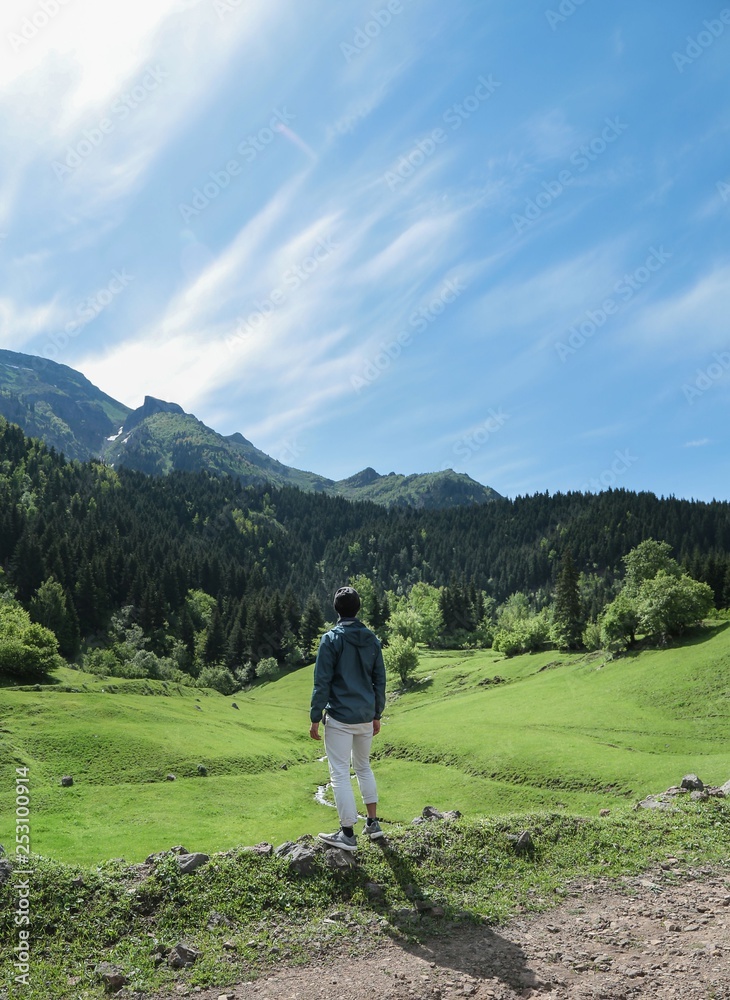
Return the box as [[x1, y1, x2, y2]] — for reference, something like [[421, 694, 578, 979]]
[[299, 595, 325, 657], [551, 549, 583, 650]]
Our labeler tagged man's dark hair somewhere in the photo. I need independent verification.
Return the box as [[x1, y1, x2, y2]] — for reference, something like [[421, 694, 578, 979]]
[[334, 586, 361, 619]]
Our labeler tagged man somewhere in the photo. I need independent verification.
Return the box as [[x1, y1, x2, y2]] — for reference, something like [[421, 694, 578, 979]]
[[310, 586, 386, 851]]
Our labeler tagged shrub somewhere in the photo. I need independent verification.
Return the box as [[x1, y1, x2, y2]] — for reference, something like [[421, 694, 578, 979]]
[[383, 634, 419, 686], [0, 600, 63, 682], [196, 665, 239, 695], [255, 657, 280, 681]]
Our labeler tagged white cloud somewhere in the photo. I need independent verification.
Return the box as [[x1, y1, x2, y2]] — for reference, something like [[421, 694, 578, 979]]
[[683, 438, 710, 448], [0, 296, 65, 349], [623, 263, 730, 356]]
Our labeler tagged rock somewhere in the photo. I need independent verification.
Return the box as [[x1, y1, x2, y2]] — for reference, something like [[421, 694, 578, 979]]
[[681, 774, 704, 791], [506, 830, 533, 851], [365, 881, 384, 899], [280, 763, 288, 770], [284, 844, 318, 876], [207, 911, 234, 930], [243, 842, 273, 856], [323, 848, 357, 870], [145, 845, 189, 864], [690, 789, 709, 802], [443, 810, 462, 820], [196, 764, 207, 776], [422, 806, 444, 820], [72, 875, 84, 888], [720, 778, 730, 796], [60, 776, 74, 787], [706, 786, 726, 797], [231, 702, 239, 710], [195, 705, 202, 711], [0, 859, 13, 886], [95, 962, 129, 991], [635, 794, 677, 812], [275, 841, 296, 857], [165, 774, 176, 782], [411, 816, 425, 825], [167, 942, 199, 968], [600, 808, 611, 817], [177, 852, 209, 874]]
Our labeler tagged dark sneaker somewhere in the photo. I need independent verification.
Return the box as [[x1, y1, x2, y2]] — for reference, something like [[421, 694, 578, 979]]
[[363, 818, 384, 840], [317, 830, 358, 851]]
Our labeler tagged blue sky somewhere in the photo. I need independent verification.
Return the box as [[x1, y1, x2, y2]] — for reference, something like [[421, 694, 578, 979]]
[[2, 0, 729, 501]]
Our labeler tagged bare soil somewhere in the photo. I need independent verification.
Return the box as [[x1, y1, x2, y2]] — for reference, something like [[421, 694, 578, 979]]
[[153, 866, 730, 1000]]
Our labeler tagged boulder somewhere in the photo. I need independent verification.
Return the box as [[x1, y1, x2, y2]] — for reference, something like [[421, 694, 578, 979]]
[[422, 806, 443, 820], [720, 779, 730, 796], [365, 881, 384, 899], [599, 809, 611, 817], [197, 764, 207, 776], [681, 774, 704, 791], [323, 848, 357, 871], [635, 794, 678, 812], [177, 852, 209, 874], [95, 962, 128, 992], [243, 842, 273, 856], [167, 942, 199, 968], [443, 810, 462, 821], [690, 789, 709, 802], [60, 776, 74, 787], [506, 830, 533, 851], [232, 702, 239, 710], [285, 844, 318, 876]]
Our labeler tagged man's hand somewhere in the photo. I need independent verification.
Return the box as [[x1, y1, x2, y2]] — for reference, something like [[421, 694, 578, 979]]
[[372, 719, 381, 736], [309, 722, 321, 741]]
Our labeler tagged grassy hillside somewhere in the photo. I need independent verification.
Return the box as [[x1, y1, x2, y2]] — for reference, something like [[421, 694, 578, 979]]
[[0, 351, 129, 460], [1, 625, 729, 866]]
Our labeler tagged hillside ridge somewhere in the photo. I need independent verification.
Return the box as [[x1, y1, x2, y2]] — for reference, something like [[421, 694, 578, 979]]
[[0, 350, 500, 509]]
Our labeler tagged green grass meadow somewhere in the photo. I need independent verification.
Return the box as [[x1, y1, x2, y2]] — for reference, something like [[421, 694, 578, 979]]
[[1, 624, 729, 865]]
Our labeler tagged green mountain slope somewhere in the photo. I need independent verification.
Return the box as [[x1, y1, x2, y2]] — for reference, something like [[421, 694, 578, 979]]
[[335, 466, 502, 507], [0, 350, 130, 461], [1, 625, 728, 865], [0, 350, 500, 508]]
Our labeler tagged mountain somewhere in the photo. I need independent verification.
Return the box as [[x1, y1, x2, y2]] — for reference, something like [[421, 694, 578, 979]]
[[0, 350, 130, 461], [0, 350, 501, 509]]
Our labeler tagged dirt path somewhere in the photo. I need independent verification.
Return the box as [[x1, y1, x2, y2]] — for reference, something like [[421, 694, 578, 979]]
[[153, 866, 730, 1000]]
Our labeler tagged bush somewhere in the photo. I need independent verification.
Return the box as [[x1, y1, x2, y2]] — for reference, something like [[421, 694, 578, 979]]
[[255, 657, 280, 681], [582, 620, 602, 651], [493, 610, 550, 656], [0, 600, 63, 682], [196, 665, 239, 695], [383, 634, 419, 686]]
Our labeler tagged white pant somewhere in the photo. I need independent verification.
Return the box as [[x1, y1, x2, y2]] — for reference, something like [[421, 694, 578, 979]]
[[323, 715, 377, 827]]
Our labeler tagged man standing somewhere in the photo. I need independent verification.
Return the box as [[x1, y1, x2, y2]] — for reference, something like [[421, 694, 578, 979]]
[[310, 586, 386, 850]]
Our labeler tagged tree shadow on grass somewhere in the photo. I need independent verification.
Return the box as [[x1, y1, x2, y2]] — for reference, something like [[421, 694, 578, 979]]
[[369, 838, 538, 995], [620, 620, 729, 660]]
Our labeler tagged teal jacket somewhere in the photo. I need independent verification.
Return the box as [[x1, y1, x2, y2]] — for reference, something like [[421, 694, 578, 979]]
[[310, 619, 386, 725]]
